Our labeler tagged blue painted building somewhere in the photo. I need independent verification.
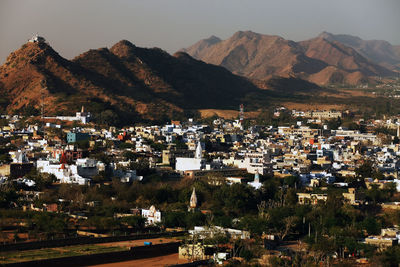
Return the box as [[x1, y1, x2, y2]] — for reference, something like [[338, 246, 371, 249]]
[[67, 132, 90, 143]]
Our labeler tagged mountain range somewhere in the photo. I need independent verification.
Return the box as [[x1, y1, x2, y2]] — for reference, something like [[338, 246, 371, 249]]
[[182, 31, 399, 86], [0, 31, 399, 124], [0, 39, 263, 124]]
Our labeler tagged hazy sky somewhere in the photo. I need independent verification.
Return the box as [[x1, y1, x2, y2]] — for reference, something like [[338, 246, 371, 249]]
[[1, 0, 399, 63]]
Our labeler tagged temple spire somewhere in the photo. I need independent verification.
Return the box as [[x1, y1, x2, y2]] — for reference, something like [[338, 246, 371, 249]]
[[189, 187, 197, 210], [195, 141, 202, 159], [254, 171, 260, 184]]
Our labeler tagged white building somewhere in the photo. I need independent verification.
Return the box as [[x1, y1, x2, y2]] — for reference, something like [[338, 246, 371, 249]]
[[189, 226, 250, 240], [36, 159, 91, 185], [227, 151, 272, 175], [45, 106, 91, 124], [141, 205, 161, 225], [248, 171, 262, 190], [28, 34, 45, 43], [9, 150, 29, 163], [176, 142, 205, 172]]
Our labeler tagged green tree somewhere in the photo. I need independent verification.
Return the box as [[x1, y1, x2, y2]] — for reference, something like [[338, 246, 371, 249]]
[[361, 217, 381, 235], [121, 216, 146, 230], [355, 161, 374, 178]]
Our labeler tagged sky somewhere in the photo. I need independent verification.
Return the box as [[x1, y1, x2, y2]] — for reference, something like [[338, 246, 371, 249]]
[[1, 0, 399, 63]]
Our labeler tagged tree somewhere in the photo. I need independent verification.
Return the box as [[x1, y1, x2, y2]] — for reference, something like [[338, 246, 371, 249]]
[[123, 151, 137, 161], [327, 117, 342, 130], [26, 169, 56, 189], [0, 187, 18, 208], [284, 188, 298, 206], [383, 182, 397, 198], [162, 211, 186, 228], [185, 211, 206, 228], [278, 216, 298, 241], [366, 184, 383, 204], [355, 161, 374, 178], [92, 171, 108, 183], [378, 246, 400, 266], [362, 217, 380, 235], [284, 176, 299, 188], [121, 216, 145, 230], [97, 110, 119, 126], [0, 154, 10, 164], [130, 158, 151, 176]]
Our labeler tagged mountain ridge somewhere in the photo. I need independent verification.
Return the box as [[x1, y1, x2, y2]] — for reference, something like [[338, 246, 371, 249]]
[[0, 38, 266, 124], [182, 31, 397, 86], [317, 31, 400, 70]]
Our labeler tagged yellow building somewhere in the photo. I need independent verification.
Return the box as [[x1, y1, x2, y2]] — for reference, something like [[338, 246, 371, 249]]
[[297, 193, 328, 205], [342, 188, 364, 205], [0, 164, 10, 176], [365, 236, 397, 250], [178, 243, 213, 260]]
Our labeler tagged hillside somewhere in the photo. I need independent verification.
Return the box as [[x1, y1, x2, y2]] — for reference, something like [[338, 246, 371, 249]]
[[182, 31, 396, 86], [182, 35, 221, 59], [0, 37, 261, 124], [394, 46, 400, 58], [318, 32, 400, 70], [182, 31, 327, 80]]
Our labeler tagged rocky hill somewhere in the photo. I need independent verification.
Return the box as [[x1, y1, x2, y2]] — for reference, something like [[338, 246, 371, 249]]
[[0, 38, 261, 124], [182, 31, 397, 86], [182, 31, 327, 80], [317, 32, 400, 71]]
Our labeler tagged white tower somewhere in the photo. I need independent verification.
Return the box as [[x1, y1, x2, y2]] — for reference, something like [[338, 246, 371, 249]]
[[189, 187, 198, 211], [195, 141, 202, 159], [254, 171, 260, 184], [397, 124, 400, 138], [248, 170, 262, 190]]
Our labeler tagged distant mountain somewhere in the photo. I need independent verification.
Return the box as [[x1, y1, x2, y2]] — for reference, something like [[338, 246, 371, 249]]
[[182, 31, 327, 79], [299, 35, 394, 84], [182, 31, 397, 85], [318, 31, 400, 70], [0, 38, 262, 124], [394, 46, 400, 58], [182, 35, 221, 59]]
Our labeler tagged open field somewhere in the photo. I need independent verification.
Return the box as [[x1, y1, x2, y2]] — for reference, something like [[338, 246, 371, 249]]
[[0, 244, 126, 264], [98, 237, 180, 248], [319, 88, 377, 98], [0, 237, 180, 265], [281, 102, 348, 111], [90, 253, 187, 267], [199, 109, 260, 119]]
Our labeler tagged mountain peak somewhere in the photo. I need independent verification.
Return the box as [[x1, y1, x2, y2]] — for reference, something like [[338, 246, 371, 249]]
[[114, 39, 135, 48], [232, 30, 259, 39], [204, 35, 221, 45], [110, 40, 137, 59], [318, 31, 333, 39], [173, 51, 194, 61], [2, 37, 61, 69]]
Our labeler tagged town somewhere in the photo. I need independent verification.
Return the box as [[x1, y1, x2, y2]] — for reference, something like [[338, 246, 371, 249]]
[[1, 104, 400, 266]]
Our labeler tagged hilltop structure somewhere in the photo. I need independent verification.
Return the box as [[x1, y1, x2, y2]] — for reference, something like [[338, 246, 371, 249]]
[[28, 34, 45, 43], [45, 106, 91, 124]]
